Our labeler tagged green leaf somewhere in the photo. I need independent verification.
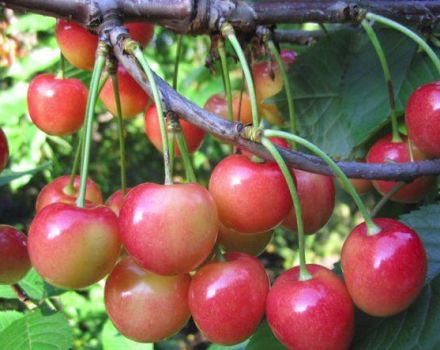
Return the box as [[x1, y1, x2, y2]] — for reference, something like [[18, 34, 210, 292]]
[[0, 311, 24, 332], [101, 319, 153, 350], [0, 162, 51, 186], [7, 14, 56, 34], [353, 273, 440, 349], [0, 310, 73, 350], [400, 204, 440, 282], [246, 320, 284, 350]]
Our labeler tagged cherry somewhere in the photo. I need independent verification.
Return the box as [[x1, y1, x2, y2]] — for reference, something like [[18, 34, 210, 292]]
[[283, 169, 335, 234], [105, 256, 191, 342], [189, 252, 269, 345], [55, 20, 98, 71], [209, 154, 293, 234], [266, 264, 354, 350], [35, 175, 103, 213], [119, 182, 218, 276], [204, 92, 253, 124], [0, 225, 31, 285], [366, 134, 434, 203], [405, 81, 440, 157], [349, 177, 373, 195], [144, 104, 205, 155], [0, 128, 9, 172], [27, 74, 88, 136], [217, 223, 273, 256], [28, 202, 121, 289], [100, 65, 150, 119], [125, 23, 155, 46], [105, 189, 131, 216], [341, 218, 427, 317]]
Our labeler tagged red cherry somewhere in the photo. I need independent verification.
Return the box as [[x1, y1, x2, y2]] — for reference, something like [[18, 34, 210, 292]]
[[217, 223, 273, 256], [341, 218, 427, 317], [366, 134, 434, 203], [189, 252, 269, 345], [144, 104, 205, 155], [0, 225, 31, 285], [119, 182, 218, 275], [35, 175, 103, 213], [0, 128, 9, 172], [55, 19, 98, 71], [204, 92, 253, 124], [349, 177, 373, 195], [406, 81, 440, 157], [105, 256, 191, 342], [283, 169, 335, 234], [100, 65, 150, 119], [28, 203, 121, 289], [105, 189, 131, 216], [266, 264, 354, 350], [125, 23, 154, 46], [209, 154, 293, 234], [27, 74, 88, 136]]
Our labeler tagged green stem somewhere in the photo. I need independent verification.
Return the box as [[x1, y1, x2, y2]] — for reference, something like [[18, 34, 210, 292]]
[[60, 52, 65, 79], [371, 182, 406, 217], [66, 134, 83, 194], [365, 12, 440, 75], [98, 72, 109, 95], [267, 40, 297, 149], [218, 40, 234, 123], [407, 137, 415, 162], [110, 72, 127, 196], [128, 41, 172, 185], [175, 129, 197, 182], [172, 35, 183, 90], [168, 131, 175, 178], [361, 19, 401, 142], [76, 43, 107, 207], [221, 23, 259, 127], [264, 129, 380, 236], [262, 137, 311, 280]]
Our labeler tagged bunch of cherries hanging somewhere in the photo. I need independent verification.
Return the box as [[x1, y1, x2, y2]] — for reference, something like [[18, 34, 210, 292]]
[[0, 15, 439, 350]]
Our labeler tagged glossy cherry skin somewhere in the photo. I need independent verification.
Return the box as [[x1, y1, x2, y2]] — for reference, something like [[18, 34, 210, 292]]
[[144, 104, 205, 155], [0, 128, 8, 172], [366, 134, 434, 203], [189, 252, 269, 345], [406, 81, 440, 157], [28, 203, 121, 289], [0, 225, 31, 284], [27, 74, 88, 136], [209, 154, 293, 234], [217, 223, 273, 256], [55, 20, 98, 71], [125, 23, 154, 46], [105, 189, 131, 216], [105, 256, 191, 342], [119, 182, 218, 276], [349, 177, 373, 195], [283, 169, 335, 234], [100, 65, 150, 119], [204, 92, 253, 124], [341, 218, 427, 317], [35, 175, 103, 213], [266, 264, 354, 350]]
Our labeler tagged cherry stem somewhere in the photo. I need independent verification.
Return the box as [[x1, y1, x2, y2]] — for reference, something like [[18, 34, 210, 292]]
[[175, 128, 197, 182], [66, 134, 83, 194], [59, 52, 65, 79], [218, 40, 233, 123], [11, 284, 36, 310], [168, 131, 175, 178], [221, 22, 259, 127], [262, 137, 311, 280], [361, 19, 401, 143], [370, 181, 406, 217], [407, 137, 415, 162], [98, 72, 109, 95], [76, 42, 107, 208], [127, 40, 172, 185], [172, 35, 183, 90], [110, 71, 127, 196], [365, 12, 440, 76], [264, 129, 381, 236], [267, 40, 297, 149]]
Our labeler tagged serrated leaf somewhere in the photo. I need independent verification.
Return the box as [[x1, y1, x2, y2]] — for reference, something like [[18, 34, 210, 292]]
[[0, 162, 51, 187], [246, 320, 284, 350], [101, 319, 153, 350], [0, 311, 24, 332], [0, 310, 73, 350]]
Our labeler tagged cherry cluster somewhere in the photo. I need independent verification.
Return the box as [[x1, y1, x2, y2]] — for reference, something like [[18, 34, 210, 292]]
[[0, 18, 438, 350]]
